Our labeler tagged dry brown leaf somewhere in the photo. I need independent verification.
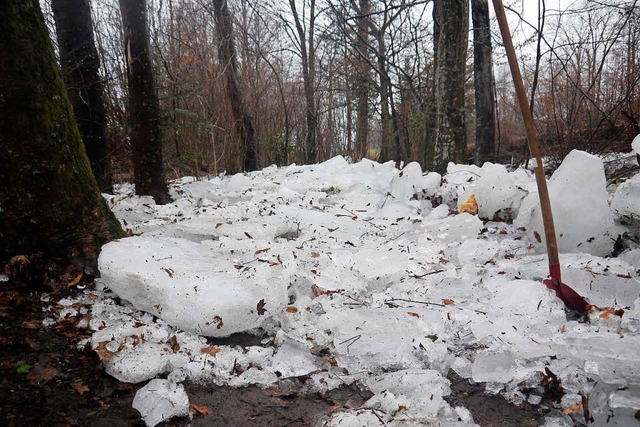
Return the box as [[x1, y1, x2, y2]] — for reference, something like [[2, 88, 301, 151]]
[[533, 231, 542, 243], [215, 223, 223, 229], [201, 346, 221, 357], [26, 365, 58, 383], [190, 404, 211, 416], [459, 194, 478, 215], [562, 401, 582, 415], [21, 320, 39, 329], [72, 380, 90, 395], [257, 299, 267, 316], [255, 248, 271, 255], [311, 284, 327, 297], [311, 251, 320, 258], [286, 306, 298, 313], [161, 267, 174, 278], [66, 272, 84, 288], [407, 312, 420, 318], [442, 299, 455, 306], [95, 341, 110, 351], [168, 335, 180, 352]]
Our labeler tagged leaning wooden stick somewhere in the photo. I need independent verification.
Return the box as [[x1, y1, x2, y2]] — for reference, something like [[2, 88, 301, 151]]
[[492, 0, 588, 313]]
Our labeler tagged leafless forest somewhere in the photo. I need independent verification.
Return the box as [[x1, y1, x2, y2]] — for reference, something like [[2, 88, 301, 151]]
[[44, 0, 640, 177]]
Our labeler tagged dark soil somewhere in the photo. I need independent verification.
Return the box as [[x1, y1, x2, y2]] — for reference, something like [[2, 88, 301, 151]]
[[1, 283, 555, 426]]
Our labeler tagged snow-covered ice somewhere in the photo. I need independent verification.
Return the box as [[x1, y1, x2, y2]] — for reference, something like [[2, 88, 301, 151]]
[[132, 379, 190, 427], [79, 152, 640, 424]]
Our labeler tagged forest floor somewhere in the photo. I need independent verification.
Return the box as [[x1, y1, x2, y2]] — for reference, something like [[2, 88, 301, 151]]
[[0, 281, 550, 426]]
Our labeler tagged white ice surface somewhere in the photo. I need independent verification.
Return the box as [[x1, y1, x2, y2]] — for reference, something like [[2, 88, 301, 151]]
[[516, 150, 615, 256], [86, 154, 640, 425], [132, 379, 190, 427]]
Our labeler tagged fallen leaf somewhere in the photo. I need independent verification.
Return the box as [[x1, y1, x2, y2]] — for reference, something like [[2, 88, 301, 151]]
[[168, 335, 180, 352], [563, 401, 582, 415], [311, 284, 327, 297], [257, 299, 267, 315], [533, 231, 542, 243], [407, 312, 420, 318], [442, 299, 455, 305], [21, 320, 39, 329], [255, 248, 271, 255], [161, 267, 174, 278], [311, 251, 320, 258], [66, 272, 84, 288], [244, 232, 253, 239], [201, 346, 221, 357], [95, 341, 110, 351], [215, 223, 223, 229], [459, 194, 478, 215], [72, 380, 89, 395], [26, 365, 58, 383], [205, 315, 224, 329], [286, 306, 298, 313], [190, 404, 211, 416]]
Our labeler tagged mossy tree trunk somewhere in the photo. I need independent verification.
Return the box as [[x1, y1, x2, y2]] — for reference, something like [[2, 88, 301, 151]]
[[118, 0, 170, 204], [51, 0, 113, 193], [0, 0, 125, 270], [433, 0, 469, 173]]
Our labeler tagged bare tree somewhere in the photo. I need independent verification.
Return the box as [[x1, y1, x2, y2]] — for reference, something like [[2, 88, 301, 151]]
[[119, 0, 170, 203], [51, 0, 113, 193], [212, 0, 258, 171], [288, 0, 318, 164]]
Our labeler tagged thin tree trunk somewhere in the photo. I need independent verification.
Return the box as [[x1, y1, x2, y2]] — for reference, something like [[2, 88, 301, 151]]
[[472, 0, 496, 164], [51, 0, 113, 193], [289, 0, 317, 164], [212, 0, 257, 172], [355, 0, 371, 160], [0, 0, 125, 271], [434, 0, 469, 173], [119, 0, 170, 204]]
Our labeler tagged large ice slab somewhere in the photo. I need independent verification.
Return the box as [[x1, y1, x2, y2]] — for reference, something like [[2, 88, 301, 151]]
[[98, 236, 288, 337], [133, 379, 189, 426], [516, 150, 614, 256], [611, 173, 640, 221]]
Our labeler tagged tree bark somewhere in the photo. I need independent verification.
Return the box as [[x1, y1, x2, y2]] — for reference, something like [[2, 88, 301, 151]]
[[355, 0, 371, 160], [471, 0, 496, 164], [0, 0, 125, 270], [434, 0, 469, 173], [51, 0, 113, 193], [119, 0, 170, 204], [212, 0, 257, 172], [289, 0, 317, 164]]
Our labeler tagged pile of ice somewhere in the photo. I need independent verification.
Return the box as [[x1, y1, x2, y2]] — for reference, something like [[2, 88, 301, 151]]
[[87, 149, 640, 426]]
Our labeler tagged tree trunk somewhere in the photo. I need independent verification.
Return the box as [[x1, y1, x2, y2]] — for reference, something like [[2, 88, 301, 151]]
[[355, 0, 371, 160], [212, 0, 257, 172], [51, 0, 113, 193], [471, 0, 496, 164], [0, 0, 125, 271], [119, 0, 169, 204], [289, 0, 317, 164], [376, 31, 395, 163], [434, 0, 469, 173]]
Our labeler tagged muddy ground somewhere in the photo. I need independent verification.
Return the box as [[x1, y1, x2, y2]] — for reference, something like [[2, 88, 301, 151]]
[[1, 283, 555, 426]]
